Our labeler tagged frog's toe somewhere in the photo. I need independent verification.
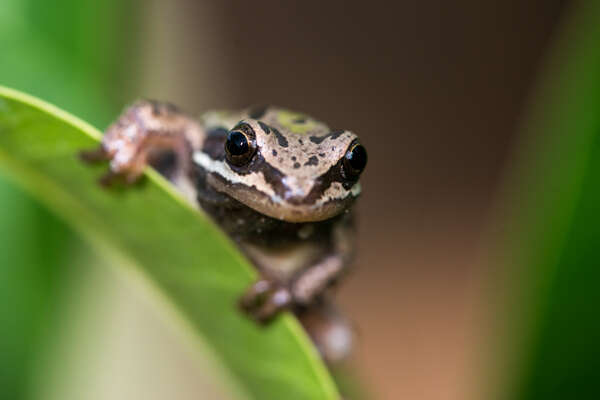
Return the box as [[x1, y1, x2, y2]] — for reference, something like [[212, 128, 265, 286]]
[[80, 146, 110, 163], [253, 287, 292, 322], [80, 143, 147, 186], [239, 280, 291, 323], [98, 170, 118, 187], [239, 279, 273, 310]]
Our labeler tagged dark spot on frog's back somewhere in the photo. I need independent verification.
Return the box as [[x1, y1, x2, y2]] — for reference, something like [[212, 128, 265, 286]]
[[304, 156, 319, 166], [249, 105, 268, 119], [258, 121, 271, 134], [291, 156, 297, 161], [272, 149, 277, 156], [293, 162, 301, 169], [293, 117, 307, 124], [272, 127, 289, 147], [309, 129, 345, 144]]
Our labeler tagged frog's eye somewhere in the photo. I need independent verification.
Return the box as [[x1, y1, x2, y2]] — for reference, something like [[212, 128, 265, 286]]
[[342, 142, 368, 179], [225, 126, 256, 166]]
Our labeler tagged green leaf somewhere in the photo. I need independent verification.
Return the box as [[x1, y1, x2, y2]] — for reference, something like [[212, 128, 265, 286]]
[[0, 86, 339, 400], [492, 3, 600, 399], [0, 2, 137, 398]]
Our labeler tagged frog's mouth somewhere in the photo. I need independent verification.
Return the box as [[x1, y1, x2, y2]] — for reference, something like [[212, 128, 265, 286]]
[[194, 149, 361, 222], [206, 173, 359, 223]]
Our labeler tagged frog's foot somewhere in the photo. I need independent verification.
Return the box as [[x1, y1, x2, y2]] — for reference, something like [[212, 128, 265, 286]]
[[239, 279, 292, 323], [80, 100, 200, 187], [79, 105, 152, 186], [297, 301, 354, 364], [80, 144, 142, 186], [79, 146, 110, 163]]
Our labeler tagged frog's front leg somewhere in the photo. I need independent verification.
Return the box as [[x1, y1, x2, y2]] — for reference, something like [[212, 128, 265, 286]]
[[239, 251, 348, 322], [81, 100, 204, 185], [240, 215, 354, 323]]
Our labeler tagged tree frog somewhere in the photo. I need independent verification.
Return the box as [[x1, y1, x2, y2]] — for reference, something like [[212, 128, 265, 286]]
[[82, 101, 367, 362]]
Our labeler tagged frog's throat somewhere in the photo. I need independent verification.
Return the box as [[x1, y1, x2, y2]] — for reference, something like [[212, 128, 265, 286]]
[[207, 173, 357, 222]]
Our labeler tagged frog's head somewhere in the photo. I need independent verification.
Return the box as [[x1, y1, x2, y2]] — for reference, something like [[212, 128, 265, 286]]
[[195, 107, 367, 222]]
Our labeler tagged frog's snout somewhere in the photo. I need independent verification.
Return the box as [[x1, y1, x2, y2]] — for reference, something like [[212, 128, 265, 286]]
[[281, 176, 316, 203]]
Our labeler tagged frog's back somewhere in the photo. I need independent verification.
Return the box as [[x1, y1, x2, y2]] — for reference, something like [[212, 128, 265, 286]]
[[200, 106, 331, 137]]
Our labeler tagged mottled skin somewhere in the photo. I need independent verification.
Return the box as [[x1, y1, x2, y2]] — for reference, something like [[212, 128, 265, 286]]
[[81, 101, 367, 363]]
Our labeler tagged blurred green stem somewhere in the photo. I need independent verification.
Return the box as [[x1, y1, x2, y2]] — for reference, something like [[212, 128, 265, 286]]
[[493, 3, 600, 399]]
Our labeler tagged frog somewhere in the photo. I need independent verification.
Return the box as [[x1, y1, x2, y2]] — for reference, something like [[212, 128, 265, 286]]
[[81, 101, 367, 363]]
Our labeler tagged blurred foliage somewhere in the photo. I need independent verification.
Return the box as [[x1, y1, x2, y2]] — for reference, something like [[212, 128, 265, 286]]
[[0, 1, 135, 399], [6, 0, 600, 398], [0, 87, 338, 400], [497, 3, 600, 399], [0, 179, 70, 399]]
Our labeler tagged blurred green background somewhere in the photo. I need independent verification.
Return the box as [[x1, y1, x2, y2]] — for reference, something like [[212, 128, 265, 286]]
[[0, 1, 133, 398], [3, 1, 600, 399]]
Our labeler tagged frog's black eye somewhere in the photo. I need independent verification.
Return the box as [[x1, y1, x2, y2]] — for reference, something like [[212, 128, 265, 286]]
[[225, 128, 256, 166], [342, 142, 368, 179], [226, 131, 248, 155]]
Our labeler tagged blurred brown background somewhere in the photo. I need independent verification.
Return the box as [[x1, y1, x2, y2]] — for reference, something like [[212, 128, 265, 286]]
[[125, 1, 566, 399]]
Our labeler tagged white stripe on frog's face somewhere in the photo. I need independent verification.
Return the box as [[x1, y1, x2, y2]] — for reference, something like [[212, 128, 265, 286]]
[[193, 151, 284, 204], [318, 181, 361, 205]]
